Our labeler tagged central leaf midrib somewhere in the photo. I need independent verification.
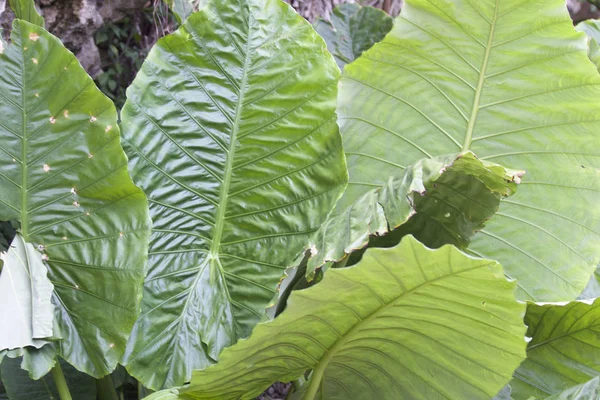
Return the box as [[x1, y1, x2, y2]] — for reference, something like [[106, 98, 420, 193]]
[[462, 0, 499, 151], [20, 25, 28, 240]]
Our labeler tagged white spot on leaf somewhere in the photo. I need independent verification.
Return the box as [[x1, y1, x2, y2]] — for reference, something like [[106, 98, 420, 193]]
[[90, 116, 97, 122], [43, 164, 50, 172], [29, 32, 40, 41], [32, 58, 38, 64]]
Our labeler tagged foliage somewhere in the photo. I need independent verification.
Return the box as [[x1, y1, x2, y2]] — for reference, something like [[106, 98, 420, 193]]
[[1, 0, 600, 399]]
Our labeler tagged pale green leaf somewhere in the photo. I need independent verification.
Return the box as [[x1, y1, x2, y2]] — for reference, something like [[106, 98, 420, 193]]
[[511, 299, 600, 398], [8, 0, 43, 27], [545, 377, 600, 400], [177, 235, 526, 400], [338, 0, 600, 301], [0, 21, 151, 377], [120, 0, 346, 390], [576, 20, 600, 70], [578, 265, 600, 300], [314, 4, 394, 69], [0, 234, 54, 351]]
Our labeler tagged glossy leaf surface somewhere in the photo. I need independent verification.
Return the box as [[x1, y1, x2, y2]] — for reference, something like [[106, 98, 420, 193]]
[[0, 21, 151, 377], [314, 4, 393, 69], [177, 236, 526, 400], [338, 0, 600, 301], [301, 152, 520, 278], [511, 299, 600, 398], [121, 0, 346, 390]]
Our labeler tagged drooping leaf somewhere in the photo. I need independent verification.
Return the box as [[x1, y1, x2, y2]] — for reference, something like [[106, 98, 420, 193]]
[[338, 0, 600, 301], [545, 377, 600, 400], [1, 357, 96, 400], [0, 234, 54, 351], [8, 0, 43, 27], [1, 344, 57, 380], [173, 235, 526, 400], [300, 151, 521, 279], [120, 0, 346, 390], [576, 20, 600, 70], [0, 21, 151, 377], [314, 3, 394, 70], [511, 299, 600, 398]]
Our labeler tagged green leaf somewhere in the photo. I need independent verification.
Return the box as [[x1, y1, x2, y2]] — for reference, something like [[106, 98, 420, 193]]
[[338, 0, 600, 301], [0, 344, 57, 380], [177, 235, 526, 400], [163, 0, 202, 24], [578, 265, 600, 300], [576, 20, 600, 70], [314, 4, 394, 70], [511, 299, 600, 398], [1, 357, 96, 400], [545, 377, 600, 400], [0, 234, 54, 351], [8, 0, 44, 27], [0, 21, 151, 377], [120, 0, 346, 390], [300, 151, 521, 279]]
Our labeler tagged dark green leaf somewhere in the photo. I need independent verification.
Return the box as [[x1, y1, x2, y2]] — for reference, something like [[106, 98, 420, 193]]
[[338, 0, 600, 301], [121, 0, 346, 390], [0, 21, 151, 377], [175, 236, 526, 400], [314, 3, 394, 69]]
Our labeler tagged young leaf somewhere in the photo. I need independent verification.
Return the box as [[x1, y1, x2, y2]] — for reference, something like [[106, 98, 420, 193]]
[[0, 234, 54, 351], [511, 299, 600, 399], [8, 0, 44, 27], [299, 152, 521, 279], [0, 21, 151, 377], [314, 4, 394, 70], [338, 0, 600, 302], [0, 357, 96, 400], [120, 0, 346, 390], [173, 235, 526, 400]]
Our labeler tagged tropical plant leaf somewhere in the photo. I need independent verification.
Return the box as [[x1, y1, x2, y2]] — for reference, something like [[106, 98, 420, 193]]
[[511, 299, 600, 399], [0, 21, 151, 377], [545, 377, 600, 400], [0, 344, 57, 380], [172, 235, 526, 400], [578, 266, 600, 300], [8, 0, 43, 27], [576, 20, 600, 70], [163, 0, 202, 23], [0, 234, 54, 351], [313, 3, 394, 70], [338, 0, 600, 301], [300, 151, 521, 279], [1, 356, 96, 400], [120, 0, 346, 390]]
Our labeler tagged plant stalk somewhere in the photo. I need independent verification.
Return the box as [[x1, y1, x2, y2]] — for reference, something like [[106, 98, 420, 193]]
[[51, 363, 73, 400], [96, 375, 119, 400]]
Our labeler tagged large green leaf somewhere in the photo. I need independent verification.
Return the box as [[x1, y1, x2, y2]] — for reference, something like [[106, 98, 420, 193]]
[[0, 21, 151, 377], [163, 0, 204, 23], [300, 152, 520, 279], [313, 4, 394, 70], [171, 235, 526, 400], [1, 357, 96, 400], [8, 0, 43, 27], [0, 234, 54, 351], [511, 299, 600, 398], [338, 0, 600, 301], [120, 0, 346, 390]]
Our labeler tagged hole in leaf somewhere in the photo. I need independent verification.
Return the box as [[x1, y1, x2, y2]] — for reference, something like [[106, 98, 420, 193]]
[[0, 221, 17, 253]]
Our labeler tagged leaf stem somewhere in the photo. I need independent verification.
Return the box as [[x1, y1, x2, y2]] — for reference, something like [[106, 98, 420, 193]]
[[51, 363, 72, 400], [96, 375, 119, 400]]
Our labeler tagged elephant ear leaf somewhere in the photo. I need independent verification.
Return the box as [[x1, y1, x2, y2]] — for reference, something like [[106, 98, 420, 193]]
[[0, 234, 54, 351], [120, 0, 346, 390], [338, 0, 600, 301], [174, 235, 526, 400], [8, 0, 43, 27], [511, 299, 600, 399], [314, 3, 394, 70], [0, 21, 151, 377]]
